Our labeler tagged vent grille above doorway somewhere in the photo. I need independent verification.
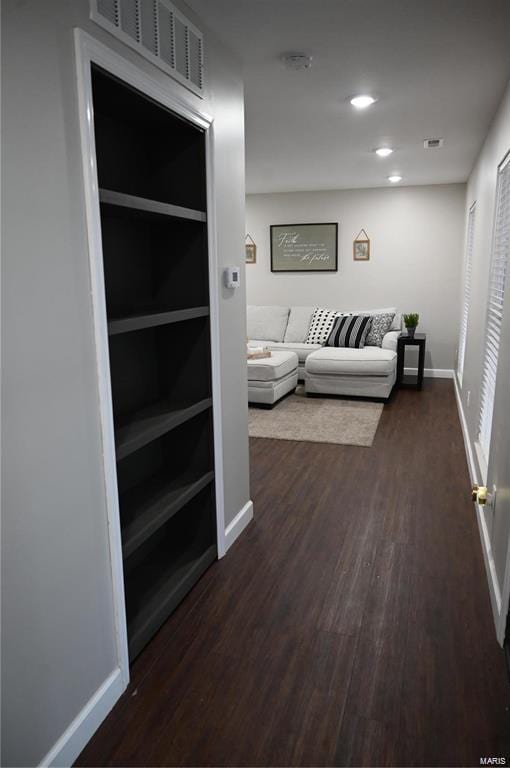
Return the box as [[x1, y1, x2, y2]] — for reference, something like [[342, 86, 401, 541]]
[[91, 0, 205, 97]]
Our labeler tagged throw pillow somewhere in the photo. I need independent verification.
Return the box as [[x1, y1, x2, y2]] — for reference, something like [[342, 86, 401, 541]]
[[326, 314, 372, 349], [365, 312, 396, 347], [305, 308, 339, 345]]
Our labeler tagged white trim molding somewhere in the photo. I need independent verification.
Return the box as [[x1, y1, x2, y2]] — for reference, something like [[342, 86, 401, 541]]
[[204, 121, 227, 559], [224, 501, 254, 553], [404, 367, 454, 378], [74, 27, 130, 690], [474, 439, 489, 487], [39, 669, 124, 767], [454, 377, 503, 640]]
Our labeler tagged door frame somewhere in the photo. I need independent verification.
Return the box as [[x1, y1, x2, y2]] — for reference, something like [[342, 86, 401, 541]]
[[499, 539, 510, 644], [74, 29, 226, 687]]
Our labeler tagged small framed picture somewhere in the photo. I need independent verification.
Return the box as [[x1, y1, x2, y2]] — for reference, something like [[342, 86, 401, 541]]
[[245, 234, 257, 264], [245, 244, 256, 264], [353, 230, 370, 261]]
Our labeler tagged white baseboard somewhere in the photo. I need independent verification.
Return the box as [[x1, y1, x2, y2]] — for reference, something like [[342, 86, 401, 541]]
[[224, 500, 254, 553], [453, 377, 502, 639], [39, 668, 125, 767], [404, 367, 454, 378]]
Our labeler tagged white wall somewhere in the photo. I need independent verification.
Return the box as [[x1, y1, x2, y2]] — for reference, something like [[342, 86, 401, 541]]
[[1, 1, 249, 765], [246, 184, 466, 370], [456, 79, 510, 636]]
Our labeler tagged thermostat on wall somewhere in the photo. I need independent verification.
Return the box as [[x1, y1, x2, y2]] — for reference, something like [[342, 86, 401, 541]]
[[224, 266, 241, 288]]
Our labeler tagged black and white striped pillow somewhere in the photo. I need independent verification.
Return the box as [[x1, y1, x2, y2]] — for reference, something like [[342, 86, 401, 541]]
[[326, 314, 372, 349]]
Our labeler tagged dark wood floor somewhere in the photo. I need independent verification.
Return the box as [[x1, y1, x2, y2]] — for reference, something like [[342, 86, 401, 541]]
[[77, 380, 510, 767]]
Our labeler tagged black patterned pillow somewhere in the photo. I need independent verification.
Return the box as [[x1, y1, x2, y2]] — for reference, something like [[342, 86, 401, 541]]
[[305, 308, 338, 345], [365, 312, 395, 347], [326, 314, 372, 349]]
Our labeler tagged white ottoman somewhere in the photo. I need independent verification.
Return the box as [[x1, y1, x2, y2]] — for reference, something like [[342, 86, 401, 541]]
[[305, 347, 397, 399], [248, 350, 299, 406]]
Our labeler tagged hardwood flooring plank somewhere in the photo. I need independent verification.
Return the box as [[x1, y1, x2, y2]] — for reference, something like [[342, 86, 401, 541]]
[[76, 381, 510, 768], [334, 714, 399, 767]]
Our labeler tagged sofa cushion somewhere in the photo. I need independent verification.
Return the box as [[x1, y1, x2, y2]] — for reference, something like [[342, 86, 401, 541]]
[[305, 308, 338, 344], [365, 312, 395, 347], [247, 350, 298, 381], [250, 340, 322, 363], [284, 306, 316, 343], [326, 314, 372, 349], [306, 347, 397, 377], [247, 305, 290, 342]]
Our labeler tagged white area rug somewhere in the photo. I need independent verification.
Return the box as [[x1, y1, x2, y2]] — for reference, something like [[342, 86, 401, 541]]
[[249, 386, 383, 446]]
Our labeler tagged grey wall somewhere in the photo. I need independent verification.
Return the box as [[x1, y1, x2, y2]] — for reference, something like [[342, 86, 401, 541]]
[[457, 80, 510, 604], [1, 1, 249, 765], [246, 184, 466, 370]]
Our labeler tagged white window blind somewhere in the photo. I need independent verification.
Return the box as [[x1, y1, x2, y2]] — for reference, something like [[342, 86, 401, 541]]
[[478, 153, 510, 460], [457, 203, 476, 382]]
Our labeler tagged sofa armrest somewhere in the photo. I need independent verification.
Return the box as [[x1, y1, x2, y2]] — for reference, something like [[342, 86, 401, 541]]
[[381, 330, 401, 352]]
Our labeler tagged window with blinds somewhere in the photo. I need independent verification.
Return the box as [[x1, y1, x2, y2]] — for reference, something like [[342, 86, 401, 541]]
[[477, 153, 510, 461], [457, 203, 476, 383]]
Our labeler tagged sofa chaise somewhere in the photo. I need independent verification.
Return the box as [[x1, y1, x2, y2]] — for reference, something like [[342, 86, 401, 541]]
[[247, 305, 402, 400]]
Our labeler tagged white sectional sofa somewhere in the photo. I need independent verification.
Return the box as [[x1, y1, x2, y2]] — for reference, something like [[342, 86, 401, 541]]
[[247, 305, 401, 400]]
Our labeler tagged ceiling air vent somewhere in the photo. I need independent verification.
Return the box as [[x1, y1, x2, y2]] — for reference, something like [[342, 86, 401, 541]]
[[424, 138, 444, 149], [282, 52, 313, 70], [90, 0, 204, 97]]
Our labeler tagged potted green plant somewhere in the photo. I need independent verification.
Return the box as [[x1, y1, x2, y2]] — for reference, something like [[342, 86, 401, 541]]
[[403, 313, 419, 338]]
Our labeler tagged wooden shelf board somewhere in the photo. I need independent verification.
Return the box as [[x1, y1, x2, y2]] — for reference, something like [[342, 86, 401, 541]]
[[115, 398, 212, 461], [108, 306, 209, 336], [99, 188, 207, 222], [127, 543, 217, 660], [121, 470, 215, 560]]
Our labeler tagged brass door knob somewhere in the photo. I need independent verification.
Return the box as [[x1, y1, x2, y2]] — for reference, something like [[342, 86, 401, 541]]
[[472, 484, 489, 505]]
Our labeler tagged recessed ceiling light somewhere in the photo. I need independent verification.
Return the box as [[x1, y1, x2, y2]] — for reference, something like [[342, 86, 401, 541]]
[[388, 175, 402, 183], [375, 147, 393, 158], [350, 95, 376, 109]]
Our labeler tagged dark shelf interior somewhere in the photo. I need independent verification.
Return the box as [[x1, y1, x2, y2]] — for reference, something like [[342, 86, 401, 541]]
[[114, 397, 212, 461], [92, 65, 206, 211], [118, 411, 215, 559], [101, 209, 209, 316], [109, 318, 212, 428], [92, 63, 216, 663], [125, 486, 217, 660]]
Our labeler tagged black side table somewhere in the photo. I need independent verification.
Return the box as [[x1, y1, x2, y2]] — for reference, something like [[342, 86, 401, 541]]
[[397, 333, 426, 390]]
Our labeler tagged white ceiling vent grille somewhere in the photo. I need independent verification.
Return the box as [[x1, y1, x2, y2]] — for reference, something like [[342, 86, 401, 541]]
[[90, 0, 205, 97], [424, 138, 444, 149]]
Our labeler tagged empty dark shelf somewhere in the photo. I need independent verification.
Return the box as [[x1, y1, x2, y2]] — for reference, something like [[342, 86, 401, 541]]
[[127, 543, 217, 660], [99, 188, 207, 222], [122, 470, 215, 560], [108, 307, 209, 336], [115, 398, 212, 461]]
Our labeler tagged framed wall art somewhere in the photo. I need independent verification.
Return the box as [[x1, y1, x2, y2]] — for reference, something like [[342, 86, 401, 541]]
[[353, 229, 370, 261], [245, 234, 257, 264], [270, 223, 338, 272]]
